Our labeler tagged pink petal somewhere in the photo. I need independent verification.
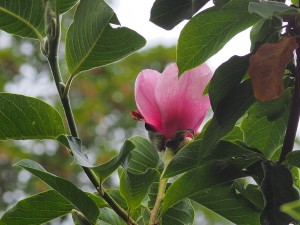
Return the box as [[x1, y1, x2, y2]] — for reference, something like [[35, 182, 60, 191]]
[[155, 64, 212, 138], [135, 69, 162, 132]]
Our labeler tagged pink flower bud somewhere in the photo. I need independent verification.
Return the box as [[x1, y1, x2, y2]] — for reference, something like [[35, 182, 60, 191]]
[[133, 63, 212, 139]]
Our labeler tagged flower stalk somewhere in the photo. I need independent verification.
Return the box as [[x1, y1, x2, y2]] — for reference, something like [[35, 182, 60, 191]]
[[149, 148, 175, 225]]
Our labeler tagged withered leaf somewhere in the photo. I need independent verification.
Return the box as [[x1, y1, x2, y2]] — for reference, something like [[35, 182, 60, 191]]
[[248, 37, 298, 102]]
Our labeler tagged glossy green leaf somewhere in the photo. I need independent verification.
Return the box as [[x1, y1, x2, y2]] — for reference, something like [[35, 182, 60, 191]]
[[0, 190, 73, 225], [14, 159, 99, 224], [57, 135, 135, 182], [209, 55, 250, 111], [233, 179, 264, 210], [285, 150, 300, 168], [163, 139, 261, 178], [150, 0, 209, 30], [97, 208, 126, 225], [120, 168, 160, 210], [124, 136, 160, 174], [197, 79, 255, 158], [162, 160, 244, 212], [241, 91, 291, 159], [162, 140, 200, 178], [49, 0, 79, 14], [0, 0, 45, 40], [260, 161, 299, 225], [281, 200, 300, 222], [0, 93, 65, 140], [66, 0, 146, 76], [248, 1, 300, 19], [191, 184, 261, 225], [222, 126, 244, 142], [161, 199, 195, 225], [92, 140, 135, 182], [250, 17, 282, 51], [177, 0, 260, 74]]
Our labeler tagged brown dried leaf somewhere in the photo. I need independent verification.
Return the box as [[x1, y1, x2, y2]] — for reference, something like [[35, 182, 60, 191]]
[[248, 37, 298, 102]]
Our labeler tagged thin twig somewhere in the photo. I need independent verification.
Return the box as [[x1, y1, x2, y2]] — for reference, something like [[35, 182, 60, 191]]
[[44, 4, 137, 225]]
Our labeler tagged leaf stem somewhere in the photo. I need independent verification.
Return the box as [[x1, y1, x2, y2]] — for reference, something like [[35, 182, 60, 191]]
[[45, 5, 137, 225], [149, 148, 174, 225], [279, 48, 300, 163]]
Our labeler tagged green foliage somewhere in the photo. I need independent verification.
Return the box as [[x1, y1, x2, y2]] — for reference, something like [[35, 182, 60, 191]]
[[120, 168, 160, 211], [191, 184, 261, 225], [250, 17, 282, 51], [198, 79, 255, 157], [0, 0, 45, 40], [49, 0, 79, 14], [0, 93, 65, 140], [0, 190, 73, 225], [161, 199, 195, 225], [65, 0, 146, 76], [1, 0, 300, 224], [285, 150, 300, 168], [177, 0, 260, 74], [14, 159, 100, 224], [98, 208, 127, 225], [260, 161, 299, 225], [209, 54, 250, 111], [281, 200, 300, 222], [150, 0, 209, 30], [162, 160, 244, 213], [241, 90, 291, 159], [124, 136, 160, 173], [248, 1, 300, 19], [57, 135, 135, 182]]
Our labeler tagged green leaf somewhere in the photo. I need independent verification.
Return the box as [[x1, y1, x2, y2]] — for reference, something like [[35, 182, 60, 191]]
[[124, 136, 160, 174], [281, 200, 300, 222], [197, 79, 255, 158], [120, 168, 160, 211], [209, 55, 250, 111], [162, 160, 244, 212], [241, 90, 291, 159], [150, 0, 209, 30], [191, 184, 261, 225], [97, 208, 126, 225], [14, 159, 99, 224], [0, 190, 73, 225], [57, 135, 135, 182], [177, 0, 260, 74], [292, 0, 299, 7], [66, 0, 146, 76], [163, 140, 261, 178], [222, 126, 244, 142], [92, 140, 135, 182], [0, 93, 65, 140], [233, 179, 264, 210], [260, 161, 299, 225], [0, 0, 45, 40], [49, 0, 79, 14], [248, 1, 300, 19], [250, 17, 282, 51], [285, 151, 300, 168], [72, 210, 92, 225], [161, 199, 195, 225], [162, 140, 200, 178]]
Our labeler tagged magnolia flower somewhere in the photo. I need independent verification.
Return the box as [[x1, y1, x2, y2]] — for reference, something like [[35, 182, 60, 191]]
[[133, 63, 212, 142]]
